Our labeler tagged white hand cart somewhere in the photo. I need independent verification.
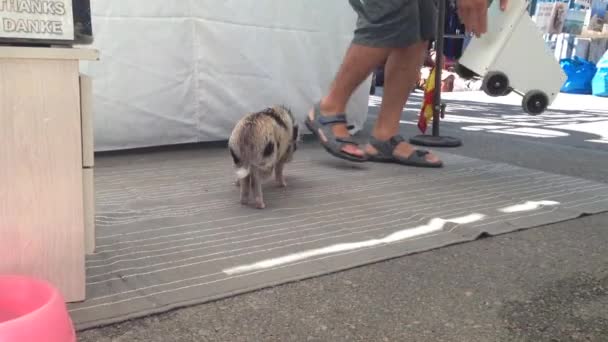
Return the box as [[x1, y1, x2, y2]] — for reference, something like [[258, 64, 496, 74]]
[[456, 0, 567, 115]]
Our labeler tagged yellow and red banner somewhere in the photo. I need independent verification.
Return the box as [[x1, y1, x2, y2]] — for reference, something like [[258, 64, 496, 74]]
[[417, 66, 436, 134]]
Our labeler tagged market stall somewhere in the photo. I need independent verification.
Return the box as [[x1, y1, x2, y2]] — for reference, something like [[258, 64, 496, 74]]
[[78, 0, 372, 151]]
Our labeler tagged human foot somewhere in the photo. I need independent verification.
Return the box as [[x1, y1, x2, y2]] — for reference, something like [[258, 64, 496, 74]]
[[365, 135, 443, 168], [305, 101, 367, 162]]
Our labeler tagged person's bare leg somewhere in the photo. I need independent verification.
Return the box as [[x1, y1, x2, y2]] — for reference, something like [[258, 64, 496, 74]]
[[365, 41, 441, 164], [309, 43, 390, 158]]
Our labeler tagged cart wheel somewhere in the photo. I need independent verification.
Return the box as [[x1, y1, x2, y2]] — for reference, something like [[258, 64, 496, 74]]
[[522, 90, 549, 115], [482, 71, 510, 97], [454, 63, 478, 80]]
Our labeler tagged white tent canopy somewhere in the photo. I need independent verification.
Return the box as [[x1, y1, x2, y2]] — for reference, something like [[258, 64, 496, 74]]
[[80, 0, 372, 151]]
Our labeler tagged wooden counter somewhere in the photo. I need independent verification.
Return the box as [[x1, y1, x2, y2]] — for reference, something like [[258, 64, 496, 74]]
[[0, 46, 98, 302]]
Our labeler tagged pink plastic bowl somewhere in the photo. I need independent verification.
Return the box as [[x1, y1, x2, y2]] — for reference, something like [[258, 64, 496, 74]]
[[0, 275, 76, 342]]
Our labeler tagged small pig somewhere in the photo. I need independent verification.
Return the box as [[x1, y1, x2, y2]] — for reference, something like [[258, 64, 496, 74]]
[[228, 105, 299, 209]]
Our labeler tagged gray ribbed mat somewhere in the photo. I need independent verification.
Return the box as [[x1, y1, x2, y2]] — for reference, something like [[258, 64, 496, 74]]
[[70, 145, 608, 330]]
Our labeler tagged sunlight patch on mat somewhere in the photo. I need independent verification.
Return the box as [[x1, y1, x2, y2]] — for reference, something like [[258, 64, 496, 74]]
[[223, 213, 485, 275], [499, 200, 560, 213]]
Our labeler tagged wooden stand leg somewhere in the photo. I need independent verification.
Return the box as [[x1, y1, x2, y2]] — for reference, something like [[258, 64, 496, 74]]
[[0, 58, 86, 302], [80, 74, 96, 255]]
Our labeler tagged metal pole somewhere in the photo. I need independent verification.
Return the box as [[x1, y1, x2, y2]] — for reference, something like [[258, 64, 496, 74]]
[[408, 0, 462, 148], [432, 0, 446, 137]]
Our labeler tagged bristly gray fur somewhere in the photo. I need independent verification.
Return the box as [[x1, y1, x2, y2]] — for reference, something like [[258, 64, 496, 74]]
[[228, 105, 299, 209]]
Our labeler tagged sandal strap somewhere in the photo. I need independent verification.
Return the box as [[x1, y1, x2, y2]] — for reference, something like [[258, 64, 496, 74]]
[[387, 135, 406, 147], [369, 135, 429, 158], [306, 101, 367, 163], [369, 135, 404, 156], [335, 136, 358, 145], [313, 102, 348, 126], [318, 113, 347, 126]]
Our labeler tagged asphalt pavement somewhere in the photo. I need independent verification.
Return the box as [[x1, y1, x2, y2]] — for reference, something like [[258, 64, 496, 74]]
[[79, 90, 608, 342]]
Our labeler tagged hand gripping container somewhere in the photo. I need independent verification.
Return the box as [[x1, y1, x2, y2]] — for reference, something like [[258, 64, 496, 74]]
[[456, 0, 567, 115]]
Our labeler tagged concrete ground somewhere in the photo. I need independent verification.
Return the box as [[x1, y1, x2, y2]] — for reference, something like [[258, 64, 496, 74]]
[[79, 91, 608, 342]]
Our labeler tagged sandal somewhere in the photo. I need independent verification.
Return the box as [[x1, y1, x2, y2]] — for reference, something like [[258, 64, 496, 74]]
[[367, 135, 443, 168], [305, 102, 367, 163]]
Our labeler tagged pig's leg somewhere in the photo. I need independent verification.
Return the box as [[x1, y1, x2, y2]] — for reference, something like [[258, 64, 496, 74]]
[[275, 161, 287, 187], [251, 171, 265, 209], [239, 175, 251, 205]]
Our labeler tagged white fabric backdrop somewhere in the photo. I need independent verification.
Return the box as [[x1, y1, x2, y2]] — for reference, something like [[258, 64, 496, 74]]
[[80, 0, 372, 151]]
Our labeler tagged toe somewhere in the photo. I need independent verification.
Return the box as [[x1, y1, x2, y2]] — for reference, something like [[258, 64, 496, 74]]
[[425, 151, 441, 163], [341, 144, 365, 157], [363, 144, 377, 156]]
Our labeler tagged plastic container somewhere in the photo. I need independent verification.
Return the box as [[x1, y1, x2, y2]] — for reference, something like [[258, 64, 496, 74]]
[[0, 275, 76, 342], [456, 0, 567, 115]]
